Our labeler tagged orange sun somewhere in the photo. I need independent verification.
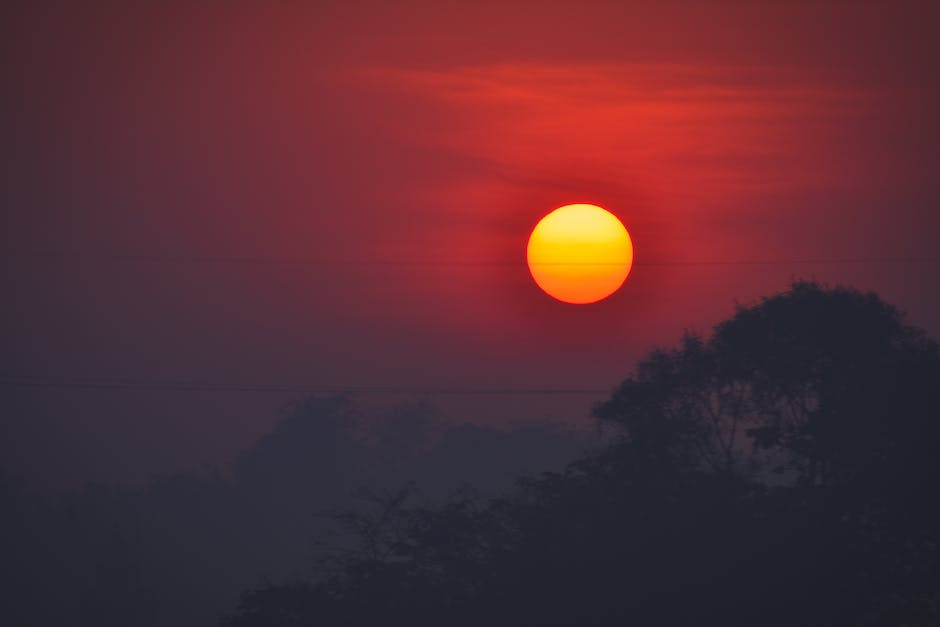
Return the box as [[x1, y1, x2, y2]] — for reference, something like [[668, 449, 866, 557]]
[[526, 203, 634, 304]]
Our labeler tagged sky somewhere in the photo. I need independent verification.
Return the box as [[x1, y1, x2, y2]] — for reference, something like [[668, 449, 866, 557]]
[[3, 0, 939, 489]]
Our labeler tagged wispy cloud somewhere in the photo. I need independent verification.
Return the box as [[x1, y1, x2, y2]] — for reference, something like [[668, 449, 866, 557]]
[[364, 61, 871, 202]]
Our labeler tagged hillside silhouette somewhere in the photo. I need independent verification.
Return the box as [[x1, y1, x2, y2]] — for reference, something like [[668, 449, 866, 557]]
[[221, 281, 940, 626]]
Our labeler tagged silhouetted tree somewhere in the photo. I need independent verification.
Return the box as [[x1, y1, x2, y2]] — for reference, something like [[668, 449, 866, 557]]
[[595, 281, 940, 487], [222, 281, 940, 627]]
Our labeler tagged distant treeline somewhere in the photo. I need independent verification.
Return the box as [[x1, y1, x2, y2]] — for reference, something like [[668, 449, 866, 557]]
[[2, 400, 593, 626]]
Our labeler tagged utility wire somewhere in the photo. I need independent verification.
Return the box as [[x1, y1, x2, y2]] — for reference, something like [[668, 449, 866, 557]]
[[3, 252, 938, 267], [0, 374, 610, 395], [3, 251, 935, 395]]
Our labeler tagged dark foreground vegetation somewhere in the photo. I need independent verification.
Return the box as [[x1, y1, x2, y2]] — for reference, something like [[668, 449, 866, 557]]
[[223, 282, 940, 626], [2, 400, 589, 626]]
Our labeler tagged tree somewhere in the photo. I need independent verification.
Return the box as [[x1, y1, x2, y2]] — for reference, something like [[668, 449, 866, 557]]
[[595, 280, 940, 488], [222, 281, 940, 626]]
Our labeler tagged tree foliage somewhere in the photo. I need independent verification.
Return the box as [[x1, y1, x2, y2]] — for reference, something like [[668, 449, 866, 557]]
[[223, 282, 940, 626]]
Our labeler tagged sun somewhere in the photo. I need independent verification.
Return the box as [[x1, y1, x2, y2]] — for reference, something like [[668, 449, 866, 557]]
[[526, 203, 634, 304]]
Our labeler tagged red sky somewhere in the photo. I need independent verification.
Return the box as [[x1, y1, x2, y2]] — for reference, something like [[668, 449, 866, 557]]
[[3, 0, 939, 487]]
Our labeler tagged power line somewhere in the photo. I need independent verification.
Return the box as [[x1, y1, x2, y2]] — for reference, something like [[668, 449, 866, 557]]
[[0, 374, 610, 396], [3, 252, 938, 267], [637, 257, 939, 267], [3, 252, 934, 396]]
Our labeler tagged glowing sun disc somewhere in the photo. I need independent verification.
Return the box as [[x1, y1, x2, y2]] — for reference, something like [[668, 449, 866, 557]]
[[526, 203, 634, 304]]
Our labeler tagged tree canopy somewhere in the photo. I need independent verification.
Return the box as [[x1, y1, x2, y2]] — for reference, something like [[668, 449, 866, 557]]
[[223, 281, 940, 627]]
